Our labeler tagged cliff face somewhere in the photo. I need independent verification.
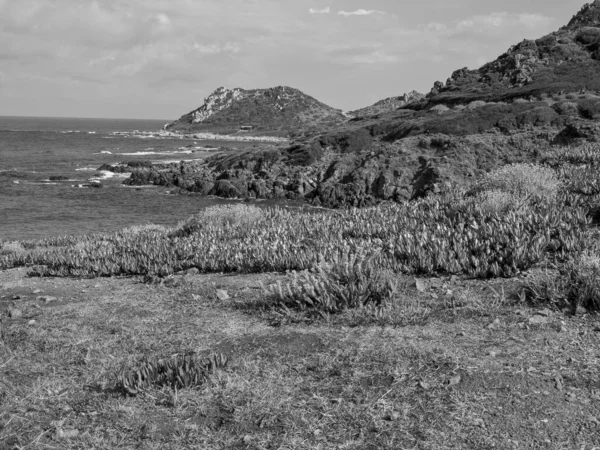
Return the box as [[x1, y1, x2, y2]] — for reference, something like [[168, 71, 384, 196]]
[[165, 86, 347, 137], [422, 1, 600, 106]]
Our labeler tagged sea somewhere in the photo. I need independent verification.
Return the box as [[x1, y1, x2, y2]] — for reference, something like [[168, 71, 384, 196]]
[[0, 116, 278, 242]]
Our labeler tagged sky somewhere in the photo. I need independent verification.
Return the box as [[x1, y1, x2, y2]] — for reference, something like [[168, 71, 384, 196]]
[[0, 0, 584, 120]]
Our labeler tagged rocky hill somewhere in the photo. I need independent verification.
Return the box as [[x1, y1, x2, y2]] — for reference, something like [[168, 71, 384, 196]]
[[113, 1, 600, 208], [165, 86, 347, 137], [349, 91, 425, 117]]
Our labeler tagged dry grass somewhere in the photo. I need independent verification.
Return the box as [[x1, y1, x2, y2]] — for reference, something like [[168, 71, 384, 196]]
[[1, 269, 600, 449]]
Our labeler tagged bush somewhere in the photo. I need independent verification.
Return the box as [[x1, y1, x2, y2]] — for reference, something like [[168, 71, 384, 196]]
[[265, 255, 397, 314], [0, 241, 25, 256], [173, 204, 264, 237], [465, 100, 486, 110], [467, 163, 561, 202], [457, 190, 526, 216], [121, 224, 170, 236], [429, 104, 450, 114], [552, 101, 580, 116], [524, 252, 600, 312]]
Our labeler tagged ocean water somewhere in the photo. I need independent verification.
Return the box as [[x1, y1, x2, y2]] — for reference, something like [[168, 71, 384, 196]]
[[0, 116, 268, 241]]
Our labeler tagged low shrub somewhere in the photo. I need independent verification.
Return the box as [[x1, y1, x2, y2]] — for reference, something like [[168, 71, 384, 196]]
[[116, 353, 228, 395], [172, 204, 264, 237], [265, 255, 397, 315], [121, 224, 170, 235], [467, 163, 561, 202], [0, 241, 25, 256], [524, 252, 600, 312]]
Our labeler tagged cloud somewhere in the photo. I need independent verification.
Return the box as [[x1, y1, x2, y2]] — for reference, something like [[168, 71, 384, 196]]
[[453, 12, 555, 33], [309, 7, 330, 14], [338, 9, 386, 17]]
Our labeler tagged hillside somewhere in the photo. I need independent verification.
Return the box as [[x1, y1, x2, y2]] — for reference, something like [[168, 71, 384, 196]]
[[165, 86, 347, 137], [116, 1, 600, 208], [349, 91, 425, 117]]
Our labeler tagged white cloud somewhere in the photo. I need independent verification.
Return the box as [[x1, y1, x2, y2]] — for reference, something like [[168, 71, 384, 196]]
[[192, 42, 241, 54], [309, 7, 330, 14], [451, 12, 555, 32], [518, 13, 555, 28], [338, 9, 386, 17]]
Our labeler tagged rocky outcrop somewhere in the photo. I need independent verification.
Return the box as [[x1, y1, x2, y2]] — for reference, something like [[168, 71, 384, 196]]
[[165, 86, 347, 137], [349, 91, 425, 117]]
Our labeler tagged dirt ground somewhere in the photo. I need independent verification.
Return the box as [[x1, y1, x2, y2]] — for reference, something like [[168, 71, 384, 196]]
[[1, 267, 600, 449]]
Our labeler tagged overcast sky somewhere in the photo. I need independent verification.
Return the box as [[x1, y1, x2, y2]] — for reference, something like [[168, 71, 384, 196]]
[[0, 0, 582, 120]]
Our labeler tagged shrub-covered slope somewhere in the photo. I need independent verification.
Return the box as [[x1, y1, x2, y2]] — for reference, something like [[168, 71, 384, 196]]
[[165, 86, 347, 136]]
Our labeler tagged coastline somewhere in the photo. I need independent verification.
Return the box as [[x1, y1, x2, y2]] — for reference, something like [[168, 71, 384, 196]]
[[114, 129, 290, 143]]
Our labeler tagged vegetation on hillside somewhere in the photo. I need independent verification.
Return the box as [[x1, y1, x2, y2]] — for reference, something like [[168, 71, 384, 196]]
[[3, 143, 600, 314]]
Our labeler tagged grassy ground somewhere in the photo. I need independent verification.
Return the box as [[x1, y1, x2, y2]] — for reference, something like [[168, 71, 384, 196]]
[[1, 267, 599, 449]]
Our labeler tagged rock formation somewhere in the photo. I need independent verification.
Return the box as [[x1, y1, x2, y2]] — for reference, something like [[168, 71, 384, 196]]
[[165, 86, 347, 137]]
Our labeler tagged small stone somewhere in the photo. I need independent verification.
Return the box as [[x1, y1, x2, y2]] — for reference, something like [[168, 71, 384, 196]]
[[383, 411, 400, 421], [450, 275, 458, 284], [37, 296, 58, 303], [472, 418, 485, 427], [8, 308, 22, 319], [489, 351, 497, 357], [12, 295, 20, 300], [445, 290, 453, 296], [576, 305, 587, 316], [56, 428, 79, 440], [430, 293, 438, 300], [187, 268, 200, 275], [447, 375, 461, 386], [487, 318, 500, 329], [28, 320, 36, 326], [413, 279, 427, 293], [33, 289, 43, 294], [528, 315, 549, 325], [537, 308, 552, 317], [216, 289, 230, 301]]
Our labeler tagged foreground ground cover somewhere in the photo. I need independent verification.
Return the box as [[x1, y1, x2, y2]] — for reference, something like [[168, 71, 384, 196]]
[[1, 155, 600, 448], [1, 268, 600, 449]]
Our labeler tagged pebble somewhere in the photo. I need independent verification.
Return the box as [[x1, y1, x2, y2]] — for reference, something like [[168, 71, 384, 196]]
[[36, 296, 58, 303], [528, 315, 549, 325], [216, 289, 230, 301], [8, 308, 22, 319], [33, 289, 43, 294], [12, 295, 20, 300], [412, 279, 426, 293], [28, 320, 36, 326]]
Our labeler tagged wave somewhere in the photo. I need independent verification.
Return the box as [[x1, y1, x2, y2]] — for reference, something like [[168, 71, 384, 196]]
[[116, 150, 195, 156], [75, 167, 98, 172], [94, 151, 113, 155]]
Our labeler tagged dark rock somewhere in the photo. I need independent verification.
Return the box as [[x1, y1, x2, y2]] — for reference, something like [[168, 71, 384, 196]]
[[411, 156, 441, 200], [49, 176, 69, 181], [209, 180, 243, 198]]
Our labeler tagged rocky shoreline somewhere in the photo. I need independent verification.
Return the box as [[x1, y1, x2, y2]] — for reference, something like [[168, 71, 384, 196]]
[[99, 127, 574, 208]]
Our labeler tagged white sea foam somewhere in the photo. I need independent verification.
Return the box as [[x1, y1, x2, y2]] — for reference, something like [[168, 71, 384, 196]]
[[76, 167, 97, 172], [88, 171, 114, 182], [109, 130, 287, 143], [116, 150, 194, 156], [98, 151, 112, 155]]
